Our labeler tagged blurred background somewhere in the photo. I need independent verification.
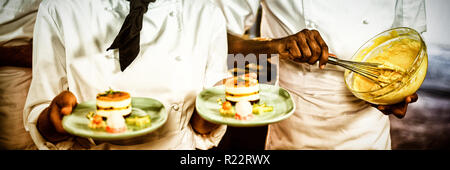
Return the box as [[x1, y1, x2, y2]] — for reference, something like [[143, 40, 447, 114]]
[[220, 0, 450, 150], [389, 0, 450, 149]]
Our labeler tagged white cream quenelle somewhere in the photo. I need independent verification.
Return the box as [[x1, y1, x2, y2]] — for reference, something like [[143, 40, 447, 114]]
[[212, 0, 426, 149], [106, 114, 127, 133], [23, 0, 229, 150]]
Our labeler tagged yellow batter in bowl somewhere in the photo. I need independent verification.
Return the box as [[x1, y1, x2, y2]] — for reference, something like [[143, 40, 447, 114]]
[[345, 27, 428, 105]]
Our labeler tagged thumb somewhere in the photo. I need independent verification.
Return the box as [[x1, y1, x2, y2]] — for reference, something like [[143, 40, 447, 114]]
[[56, 91, 77, 115], [406, 93, 419, 104], [60, 106, 73, 115]]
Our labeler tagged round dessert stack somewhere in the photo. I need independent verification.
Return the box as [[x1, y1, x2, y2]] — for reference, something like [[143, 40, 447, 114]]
[[225, 73, 260, 104], [96, 90, 132, 117]]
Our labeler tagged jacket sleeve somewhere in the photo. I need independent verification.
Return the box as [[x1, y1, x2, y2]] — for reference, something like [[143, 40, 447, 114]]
[[211, 0, 261, 35], [190, 4, 229, 150], [23, 1, 70, 150]]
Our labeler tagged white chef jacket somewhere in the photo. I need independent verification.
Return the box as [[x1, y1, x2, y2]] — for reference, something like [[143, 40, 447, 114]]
[[214, 0, 426, 149], [23, 0, 229, 150]]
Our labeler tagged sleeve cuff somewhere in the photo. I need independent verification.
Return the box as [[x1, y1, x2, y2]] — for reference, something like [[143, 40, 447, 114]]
[[28, 123, 51, 150], [190, 124, 227, 150], [25, 104, 49, 150], [26, 103, 75, 150], [25, 103, 49, 131]]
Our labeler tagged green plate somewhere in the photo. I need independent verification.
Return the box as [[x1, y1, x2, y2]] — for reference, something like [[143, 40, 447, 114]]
[[62, 97, 167, 141], [196, 84, 295, 127]]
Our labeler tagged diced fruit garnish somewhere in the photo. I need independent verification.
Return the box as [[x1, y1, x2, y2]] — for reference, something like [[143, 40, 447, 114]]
[[93, 115, 103, 124], [105, 126, 113, 133], [136, 117, 150, 127], [106, 126, 126, 133], [222, 101, 233, 110], [87, 112, 106, 130], [220, 108, 235, 117], [217, 98, 223, 105], [252, 103, 273, 114], [125, 115, 151, 128], [235, 112, 253, 120], [88, 118, 106, 130], [252, 107, 262, 115], [126, 117, 136, 124], [263, 106, 273, 112], [86, 111, 95, 119]]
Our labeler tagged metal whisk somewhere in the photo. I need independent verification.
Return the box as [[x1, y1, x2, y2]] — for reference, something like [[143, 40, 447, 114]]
[[327, 55, 404, 85]]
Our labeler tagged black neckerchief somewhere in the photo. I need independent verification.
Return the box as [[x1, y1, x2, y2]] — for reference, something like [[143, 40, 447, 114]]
[[107, 0, 156, 71]]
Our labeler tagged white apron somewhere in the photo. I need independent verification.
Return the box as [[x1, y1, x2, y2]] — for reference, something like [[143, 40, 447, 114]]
[[259, 0, 426, 149]]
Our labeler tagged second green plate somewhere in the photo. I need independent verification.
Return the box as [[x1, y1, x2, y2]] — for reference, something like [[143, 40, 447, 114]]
[[196, 84, 295, 127]]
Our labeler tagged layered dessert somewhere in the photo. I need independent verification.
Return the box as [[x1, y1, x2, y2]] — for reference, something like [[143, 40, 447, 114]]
[[87, 89, 154, 133], [225, 73, 260, 104], [96, 89, 132, 117]]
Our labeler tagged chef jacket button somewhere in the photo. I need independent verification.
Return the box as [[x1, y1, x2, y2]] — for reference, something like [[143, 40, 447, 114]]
[[305, 20, 318, 29], [362, 19, 369, 24], [169, 11, 175, 17], [175, 56, 182, 61], [310, 22, 318, 29], [171, 104, 180, 111]]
